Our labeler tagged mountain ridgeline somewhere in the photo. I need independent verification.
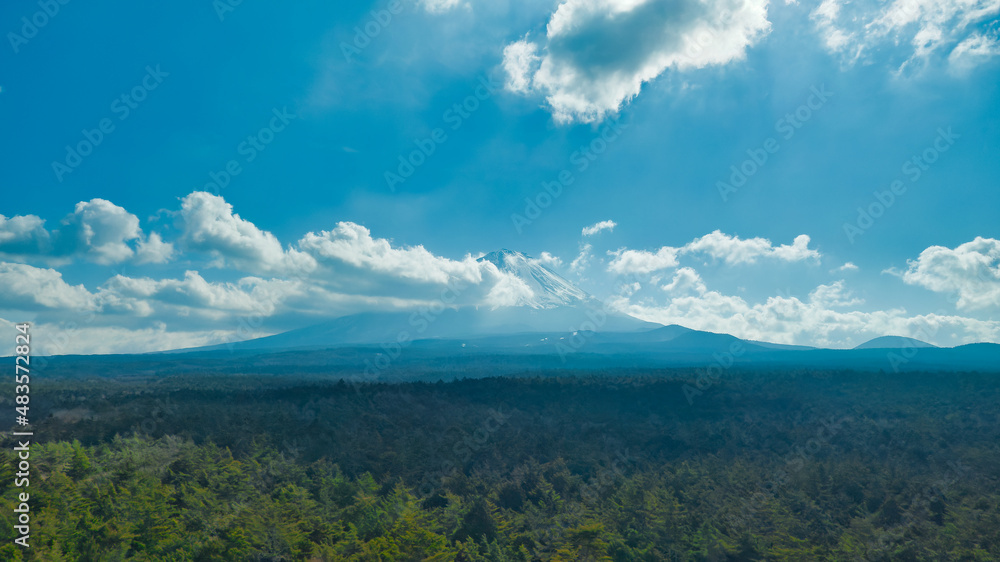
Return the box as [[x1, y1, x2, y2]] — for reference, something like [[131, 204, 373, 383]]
[[159, 249, 998, 373]]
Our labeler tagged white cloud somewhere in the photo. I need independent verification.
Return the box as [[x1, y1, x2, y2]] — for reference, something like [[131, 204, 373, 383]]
[[835, 262, 859, 272], [100, 271, 289, 316], [610, 281, 1000, 348], [896, 237, 1000, 311], [532, 251, 563, 269], [812, 0, 1000, 72], [22, 321, 235, 356], [570, 243, 594, 274], [608, 246, 680, 275], [502, 39, 541, 94], [420, 0, 464, 13], [607, 231, 819, 274], [61, 199, 143, 264], [178, 192, 316, 275], [809, 280, 864, 308], [811, 0, 858, 57], [683, 231, 820, 265], [582, 220, 617, 237], [502, 0, 771, 123], [298, 222, 483, 285], [661, 267, 706, 295], [0, 262, 95, 311], [135, 232, 175, 264], [0, 192, 543, 350], [82, 266, 463, 341], [0, 200, 173, 266], [484, 273, 535, 308], [948, 30, 1000, 71], [6, 192, 996, 353], [0, 214, 52, 257]]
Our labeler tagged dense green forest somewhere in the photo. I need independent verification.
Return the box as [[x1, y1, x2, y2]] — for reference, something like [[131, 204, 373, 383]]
[[2, 367, 999, 560]]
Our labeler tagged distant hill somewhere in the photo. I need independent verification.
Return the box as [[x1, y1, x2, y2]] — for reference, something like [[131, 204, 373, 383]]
[[854, 336, 937, 350]]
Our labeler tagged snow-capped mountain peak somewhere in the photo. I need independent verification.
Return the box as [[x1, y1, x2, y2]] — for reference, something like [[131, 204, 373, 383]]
[[477, 249, 591, 309]]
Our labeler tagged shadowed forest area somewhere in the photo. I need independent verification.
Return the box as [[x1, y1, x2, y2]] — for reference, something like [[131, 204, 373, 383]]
[[2, 367, 999, 560]]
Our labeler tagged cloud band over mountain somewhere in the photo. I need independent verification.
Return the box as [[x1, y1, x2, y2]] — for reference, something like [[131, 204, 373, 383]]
[[1, 192, 997, 354]]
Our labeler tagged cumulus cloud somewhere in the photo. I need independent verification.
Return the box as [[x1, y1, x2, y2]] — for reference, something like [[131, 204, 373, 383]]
[[298, 222, 483, 285], [135, 232, 175, 264], [532, 251, 563, 269], [100, 271, 291, 317], [608, 246, 680, 274], [661, 267, 706, 295], [811, 0, 1000, 72], [60, 199, 144, 264], [177, 192, 487, 296], [0, 191, 542, 347], [608, 231, 820, 274], [582, 220, 617, 237], [502, 0, 771, 123], [5, 191, 996, 352], [809, 280, 864, 308], [178, 192, 316, 275], [835, 262, 859, 272], [896, 237, 1000, 310], [0, 200, 173, 265], [0, 262, 95, 311], [684, 231, 820, 265], [610, 280, 999, 348], [0, 214, 52, 257], [484, 273, 535, 308]]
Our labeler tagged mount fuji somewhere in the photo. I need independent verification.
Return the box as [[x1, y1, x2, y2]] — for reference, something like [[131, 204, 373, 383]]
[[476, 249, 591, 309], [194, 249, 657, 352]]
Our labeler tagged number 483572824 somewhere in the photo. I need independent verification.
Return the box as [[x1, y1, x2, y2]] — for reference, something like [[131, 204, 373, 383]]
[[15, 323, 30, 422]]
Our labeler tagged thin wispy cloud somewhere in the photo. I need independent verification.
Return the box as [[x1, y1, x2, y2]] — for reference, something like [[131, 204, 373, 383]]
[[582, 220, 617, 237]]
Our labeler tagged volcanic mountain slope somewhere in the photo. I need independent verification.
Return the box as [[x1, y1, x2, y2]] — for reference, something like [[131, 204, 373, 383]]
[[476, 249, 591, 308]]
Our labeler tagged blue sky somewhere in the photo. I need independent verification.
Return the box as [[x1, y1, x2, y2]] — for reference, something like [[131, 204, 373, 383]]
[[1, 0, 999, 353]]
